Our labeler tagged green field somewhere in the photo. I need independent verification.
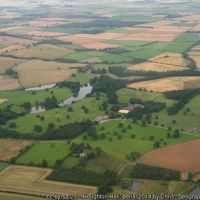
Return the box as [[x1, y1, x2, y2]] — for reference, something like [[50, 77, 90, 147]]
[[62, 51, 107, 61], [155, 94, 200, 133], [5, 94, 107, 133], [16, 141, 71, 166], [83, 152, 125, 173], [165, 33, 200, 53], [0, 87, 73, 111], [117, 88, 175, 106], [74, 119, 196, 161], [68, 73, 95, 85]]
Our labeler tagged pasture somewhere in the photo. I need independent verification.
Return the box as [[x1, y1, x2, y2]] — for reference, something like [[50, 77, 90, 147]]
[[0, 139, 32, 161], [74, 119, 196, 161], [116, 88, 175, 106], [17, 141, 71, 167], [140, 139, 200, 173], [5, 95, 107, 134], [154, 94, 200, 132], [128, 76, 200, 92], [0, 165, 97, 196], [0, 86, 73, 109]]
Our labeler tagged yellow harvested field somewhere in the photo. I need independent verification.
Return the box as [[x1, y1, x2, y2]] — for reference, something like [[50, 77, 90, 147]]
[[149, 52, 187, 67], [0, 76, 19, 91], [11, 44, 74, 59], [0, 99, 7, 104], [28, 20, 66, 27], [128, 62, 186, 72], [0, 36, 34, 46], [0, 45, 25, 54], [81, 42, 120, 50], [57, 35, 96, 45], [176, 14, 200, 23], [0, 25, 23, 32], [128, 76, 200, 92], [191, 45, 200, 51], [190, 56, 200, 69], [0, 139, 32, 161], [0, 166, 97, 196], [116, 26, 189, 42], [0, 57, 26, 73], [26, 31, 66, 37], [15, 60, 86, 87]]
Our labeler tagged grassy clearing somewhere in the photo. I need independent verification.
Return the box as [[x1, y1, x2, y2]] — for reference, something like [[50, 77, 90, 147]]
[[16, 141, 71, 166], [74, 119, 196, 161]]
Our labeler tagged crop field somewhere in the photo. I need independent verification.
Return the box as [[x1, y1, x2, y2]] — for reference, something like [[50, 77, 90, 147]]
[[0, 193, 45, 200], [0, 99, 7, 104], [149, 52, 187, 67], [0, 166, 97, 196], [81, 42, 120, 50], [0, 56, 26, 73], [190, 56, 200, 69], [74, 119, 196, 161], [0, 76, 19, 91], [140, 139, 200, 173], [14, 60, 86, 87], [0, 36, 34, 46], [10, 44, 75, 59], [128, 76, 200, 92], [128, 62, 186, 72], [25, 31, 67, 37], [0, 139, 32, 161], [17, 141, 71, 166], [61, 50, 106, 61]]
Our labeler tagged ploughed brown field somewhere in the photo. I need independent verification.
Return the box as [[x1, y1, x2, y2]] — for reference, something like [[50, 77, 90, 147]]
[[139, 139, 200, 172], [0, 166, 97, 196]]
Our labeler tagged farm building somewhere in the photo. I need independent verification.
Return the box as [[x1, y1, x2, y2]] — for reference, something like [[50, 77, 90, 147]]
[[95, 115, 110, 123], [119, 103, 144, 114]]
